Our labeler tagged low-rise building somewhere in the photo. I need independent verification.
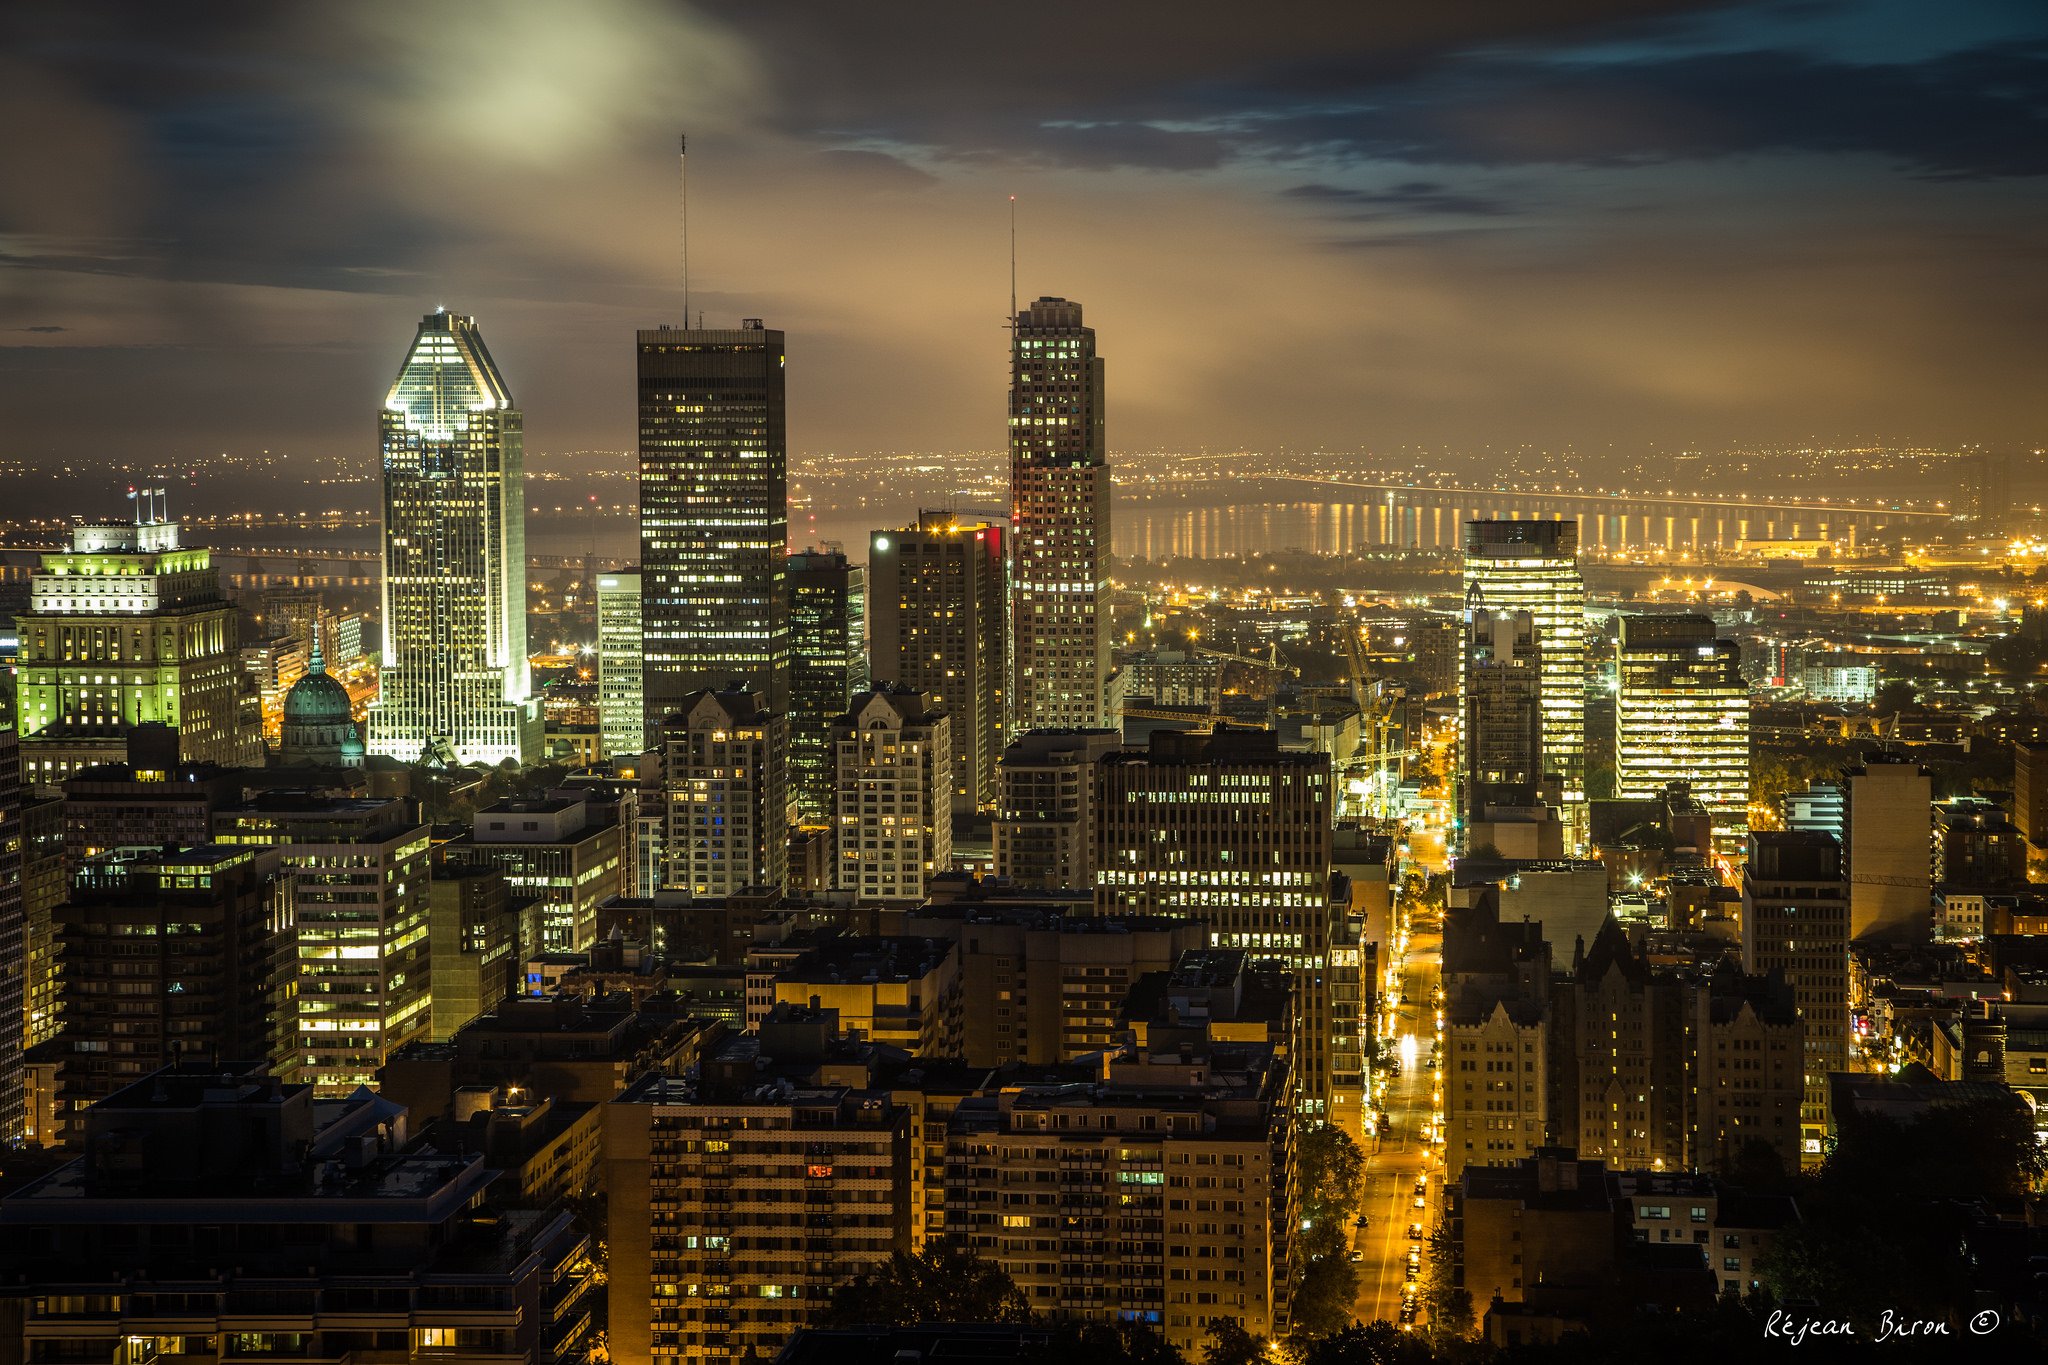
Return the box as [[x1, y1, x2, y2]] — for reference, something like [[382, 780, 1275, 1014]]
[[0, 1061, 596, 1365], [448, 798, 624, 955]]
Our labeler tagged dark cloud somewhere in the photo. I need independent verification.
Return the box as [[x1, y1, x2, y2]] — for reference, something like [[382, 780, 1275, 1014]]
[[1284, 181, 1512, 218], [1, 0, 2046, 467], [21, 325, 66, 333], [1245, 41, 2048, 178]]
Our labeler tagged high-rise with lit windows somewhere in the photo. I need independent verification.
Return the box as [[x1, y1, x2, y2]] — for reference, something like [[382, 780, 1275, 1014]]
[[831, 686, 952, 901], [212, 793, 432, 1094], [787, 550, 866, 824], [1462, 520, 1587, 832], [1093, 727, 1341, 1120], [15, 515, 258, 788], [637, 320, 790, 729], [597, 568, 645, 758], [1010, 296, 1109, 734], [1615, 614, 1750, 856], [660, 687, 788, 897], [369, 310, 541, 766], [869, 513, 1006, 815], [1742, 831, 1847, 1165], [1462, 600, 1543, 817]]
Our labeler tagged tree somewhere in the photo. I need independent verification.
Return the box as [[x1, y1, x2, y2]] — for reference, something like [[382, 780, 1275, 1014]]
[[1296, 1124, 1366, 1231], [825, 1244, 1031, 1328], [1200, 1316, 1264, 1365], [1415, 1217, 1472, 1347], [1299, 1320, 1437, 1365], [1289, 1252, 1362, 1342]]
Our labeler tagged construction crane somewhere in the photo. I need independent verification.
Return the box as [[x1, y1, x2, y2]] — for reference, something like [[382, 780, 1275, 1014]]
[[1194, 642, 1290, 675], [1193, 642, 1290, 730]]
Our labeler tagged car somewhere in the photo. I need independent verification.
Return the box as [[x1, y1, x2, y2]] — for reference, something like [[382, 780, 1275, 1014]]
[[1349, 1250, 1365, 1262], [1405, 1264, 1419, 1281], [1408, 1251, 1422, 1267], [1407, 1223, 1424, 1240], [1413, 1194, 1426, 1208]]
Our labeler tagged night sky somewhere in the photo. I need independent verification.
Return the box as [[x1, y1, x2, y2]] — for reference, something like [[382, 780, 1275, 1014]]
[[2, 0, 2044, 469]]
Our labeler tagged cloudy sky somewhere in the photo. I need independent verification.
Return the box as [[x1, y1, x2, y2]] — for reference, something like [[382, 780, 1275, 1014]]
[[2, 0, 2044, 470]]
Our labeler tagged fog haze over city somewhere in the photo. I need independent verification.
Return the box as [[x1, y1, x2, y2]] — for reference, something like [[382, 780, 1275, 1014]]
[[4, 0, 2046, 470]]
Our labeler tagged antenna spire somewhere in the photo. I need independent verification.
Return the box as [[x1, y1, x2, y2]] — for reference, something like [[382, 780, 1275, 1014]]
[[1008, 195, 1017, 333], [688, 133, 696, 325]]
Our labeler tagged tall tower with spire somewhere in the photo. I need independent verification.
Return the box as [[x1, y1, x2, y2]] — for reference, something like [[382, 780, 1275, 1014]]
[[368, 310, 541, 766], [1009, 296, 1110, 733]]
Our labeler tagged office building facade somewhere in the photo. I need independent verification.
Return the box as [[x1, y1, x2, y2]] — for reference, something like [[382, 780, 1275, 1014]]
[[212, 795, 433, 1094], [369, 310, 541, 766], [637, 321, 790, 726], [1094, 727, 1338, 1119], [1615, 614, 1750, 856], [597, 567, 645, 758], [15, 516, 259, 787], [832, 686, 952, 901], [1010, 296, 1110, 733], [1463, 603, 1544, 813], [869, 513, 1006, 815], [660, 688, 788, 896], [456, 798, 624, 955], [1462, 520, 1587, 823], [55, 845, 293, 1129], [1741, 832, 1848, 1164], [787, 550, 868, 824], [993, 728, 1121, 891]]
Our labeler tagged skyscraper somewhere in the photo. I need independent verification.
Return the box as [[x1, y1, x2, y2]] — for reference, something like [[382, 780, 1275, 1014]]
[[1094, 728, 1341, 1122], [868, 513, 1006, 815], [1462, 601, 1543, 816], [637, 320, 790, 730], [1615, 614, 1750, 856], [369, 310, 540, 766], [787, 550, 867, 825], [1462, 520, 1587, 831], [1010, 296, 1109, 734], [597, 568, 644, 758], [1742, 831, 1848, 1165], [15, 513, 259, 788]]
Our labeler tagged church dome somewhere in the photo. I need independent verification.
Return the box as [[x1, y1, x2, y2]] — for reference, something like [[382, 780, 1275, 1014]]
[[284, 666, 353, 728], [278, 638, 363, 769]]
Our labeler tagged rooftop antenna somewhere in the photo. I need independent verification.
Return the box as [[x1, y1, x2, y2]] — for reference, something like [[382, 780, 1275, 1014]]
[[1008, 195, 1017, 336], [688, 131, 696, 329]]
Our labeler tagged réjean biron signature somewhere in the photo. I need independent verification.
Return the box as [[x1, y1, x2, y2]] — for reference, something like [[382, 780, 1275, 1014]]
[[1764, 1309, 2001, 1345]]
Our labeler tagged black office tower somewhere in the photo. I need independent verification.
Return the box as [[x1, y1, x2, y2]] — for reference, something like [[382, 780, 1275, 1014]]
[[637, 321, 790, 734]]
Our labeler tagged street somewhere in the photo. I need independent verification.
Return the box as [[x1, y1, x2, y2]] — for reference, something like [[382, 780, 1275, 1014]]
[[1351, 911, 1445, 1328]]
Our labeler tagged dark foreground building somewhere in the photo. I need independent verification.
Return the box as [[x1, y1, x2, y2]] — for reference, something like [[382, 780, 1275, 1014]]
[[0, 1062, 596, 1364]]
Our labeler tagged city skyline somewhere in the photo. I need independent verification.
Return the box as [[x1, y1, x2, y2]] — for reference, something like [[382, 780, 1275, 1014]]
[[3, 0, 2045, 471], [3, 6, 2048, 1362]]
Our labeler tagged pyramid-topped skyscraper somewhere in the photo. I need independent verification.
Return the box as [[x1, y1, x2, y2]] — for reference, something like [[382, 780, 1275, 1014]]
[[368, 310, 540, 765]]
